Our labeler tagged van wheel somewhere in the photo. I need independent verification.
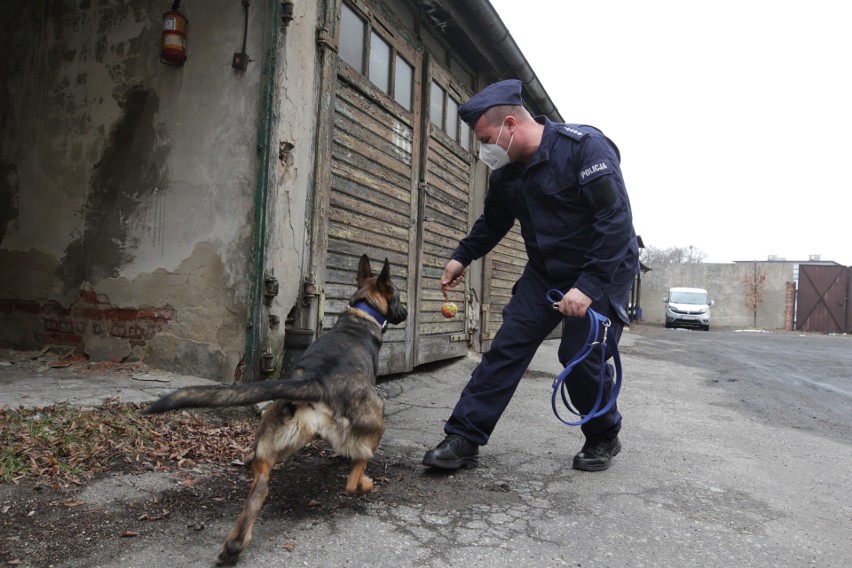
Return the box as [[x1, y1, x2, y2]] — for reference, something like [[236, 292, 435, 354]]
[[702, 325, 710, 331], [665, 321, 673, 329]]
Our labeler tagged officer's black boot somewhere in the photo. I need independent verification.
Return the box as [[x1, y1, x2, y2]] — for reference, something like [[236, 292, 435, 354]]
[[422, 435, 479, 470], [572, 435, 621, 471]]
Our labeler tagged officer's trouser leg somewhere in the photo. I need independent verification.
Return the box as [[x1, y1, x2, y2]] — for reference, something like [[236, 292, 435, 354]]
[[444, 273, 561, 446], [557, 299, 624, 440]]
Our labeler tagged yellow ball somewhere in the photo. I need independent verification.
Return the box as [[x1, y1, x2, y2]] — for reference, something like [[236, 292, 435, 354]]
[[441, 302, 458, 318]]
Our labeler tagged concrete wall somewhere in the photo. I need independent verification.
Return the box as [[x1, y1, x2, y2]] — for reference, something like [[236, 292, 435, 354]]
[[0, 1, 317, 380], [639, 262, 797, 329], [261, 1, 322, 376]]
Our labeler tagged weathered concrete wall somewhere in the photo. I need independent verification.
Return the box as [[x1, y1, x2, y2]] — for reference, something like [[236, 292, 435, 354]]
[[0, 1, 292, 380], [261, 0, 322, 376], [639, 262, 797, 329]]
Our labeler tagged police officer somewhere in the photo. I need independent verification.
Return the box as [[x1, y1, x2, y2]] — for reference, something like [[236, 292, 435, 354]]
[[423, 79, 639, 472]]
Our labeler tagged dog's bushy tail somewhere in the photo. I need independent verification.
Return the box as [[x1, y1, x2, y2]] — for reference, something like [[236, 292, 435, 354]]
[[143, 378, 324, 414]]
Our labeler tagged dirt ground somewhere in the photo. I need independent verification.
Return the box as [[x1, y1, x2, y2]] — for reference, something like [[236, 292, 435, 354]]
[[1, 432, 449, 568], [0, 368, 505, 568]]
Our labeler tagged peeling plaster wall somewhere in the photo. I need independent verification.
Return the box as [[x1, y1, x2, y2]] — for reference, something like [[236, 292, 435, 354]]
[[261, 1, 322, 374], [0, 1, 287, 380]]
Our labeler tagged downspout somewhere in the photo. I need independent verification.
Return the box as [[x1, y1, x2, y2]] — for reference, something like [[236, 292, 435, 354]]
[[244, 0, 288, 382]]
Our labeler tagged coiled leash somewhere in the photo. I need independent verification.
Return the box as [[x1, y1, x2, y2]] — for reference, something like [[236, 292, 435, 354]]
[[546, 289, 623, 426]]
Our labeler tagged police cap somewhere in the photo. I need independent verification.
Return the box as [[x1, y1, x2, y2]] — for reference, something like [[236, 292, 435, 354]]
[[458, 79, 523, 127]]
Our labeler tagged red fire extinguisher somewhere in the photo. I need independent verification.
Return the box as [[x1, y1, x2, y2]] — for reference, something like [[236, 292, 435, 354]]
[[161, 2, 187, 66]]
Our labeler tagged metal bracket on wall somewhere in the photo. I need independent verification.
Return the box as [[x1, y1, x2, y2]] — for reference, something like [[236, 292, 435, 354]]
[[281, 1, 295, 28], [260, 346, 276, 374], [479, 304, 492, 341], [263, 271, 279, 304], [302, 276, 319, 306], [316, 27, 338, 52]]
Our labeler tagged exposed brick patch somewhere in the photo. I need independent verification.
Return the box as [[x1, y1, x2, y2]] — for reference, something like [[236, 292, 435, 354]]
[[1, 288, 175, 350]]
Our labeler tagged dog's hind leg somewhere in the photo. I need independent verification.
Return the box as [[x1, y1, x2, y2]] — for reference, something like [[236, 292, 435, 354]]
[[345, 458, 373, 494], [344, 434, 381, 494], [218, 402, 314, 566], [217, 456, 272, 566]]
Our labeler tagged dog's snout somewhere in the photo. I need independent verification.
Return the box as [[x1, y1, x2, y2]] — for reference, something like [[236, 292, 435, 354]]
[[388, 295, 408, 325]]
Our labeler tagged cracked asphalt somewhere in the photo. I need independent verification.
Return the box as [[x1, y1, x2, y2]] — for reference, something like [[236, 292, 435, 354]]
[[2, 324, 851, 567]]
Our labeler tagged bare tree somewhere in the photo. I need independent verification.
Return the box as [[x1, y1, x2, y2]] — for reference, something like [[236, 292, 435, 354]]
[[640, 245, 707, 266], [742, 262, 766, 327]]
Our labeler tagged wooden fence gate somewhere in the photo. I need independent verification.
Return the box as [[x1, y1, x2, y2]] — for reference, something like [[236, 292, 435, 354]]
[[796, 264, 852, 333]]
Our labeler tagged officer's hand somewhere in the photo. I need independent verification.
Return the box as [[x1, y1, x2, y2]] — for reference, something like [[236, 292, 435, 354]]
[[558, 288, 592, 317], [441, 260, 466, 295]]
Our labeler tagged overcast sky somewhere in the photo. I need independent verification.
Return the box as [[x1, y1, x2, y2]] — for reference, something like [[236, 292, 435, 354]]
[[488, 0, 852, 265]]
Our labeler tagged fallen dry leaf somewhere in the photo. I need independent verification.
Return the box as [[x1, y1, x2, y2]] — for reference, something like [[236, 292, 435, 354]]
[[1, 401, 256, 486], [48, 353, 87, 368], [120, 530, 139, 538]]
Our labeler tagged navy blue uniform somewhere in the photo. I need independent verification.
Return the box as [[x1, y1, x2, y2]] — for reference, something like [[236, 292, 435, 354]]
[[445, 117, 639, 443]]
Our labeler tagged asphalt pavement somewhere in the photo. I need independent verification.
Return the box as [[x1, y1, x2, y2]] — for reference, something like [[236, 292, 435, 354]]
[[1, 325, 851, 568]]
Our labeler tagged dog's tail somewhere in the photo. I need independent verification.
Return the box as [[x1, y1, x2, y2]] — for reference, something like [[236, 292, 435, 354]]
[[143, 378, 323, 414]]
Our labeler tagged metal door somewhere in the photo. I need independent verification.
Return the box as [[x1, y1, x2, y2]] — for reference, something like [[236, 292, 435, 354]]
[[796, 264, 851, 333]]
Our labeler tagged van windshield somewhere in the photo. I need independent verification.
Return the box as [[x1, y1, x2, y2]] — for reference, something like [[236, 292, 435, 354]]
[[670, 291, 708, 304]]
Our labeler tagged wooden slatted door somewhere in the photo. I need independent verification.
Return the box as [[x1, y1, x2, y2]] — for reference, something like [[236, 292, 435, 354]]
[[481, 224, 527, 350], [416, 133, 472, 364], [415, 70, 474, 365], [324, 64, 419, 375]]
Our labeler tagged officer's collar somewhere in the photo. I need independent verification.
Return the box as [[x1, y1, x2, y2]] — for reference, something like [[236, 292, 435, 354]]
[[526, 116, 555, 169]]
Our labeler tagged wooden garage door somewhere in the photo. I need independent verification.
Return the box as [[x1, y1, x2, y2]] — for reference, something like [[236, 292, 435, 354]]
[[325, 65, 417, 374], [416, 125, 472, 364], [415, 69, 474, 365], [481, 224, 527, 349]]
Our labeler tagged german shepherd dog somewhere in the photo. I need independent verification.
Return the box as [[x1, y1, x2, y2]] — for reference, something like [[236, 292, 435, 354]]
[[144, 254, 407, 565]]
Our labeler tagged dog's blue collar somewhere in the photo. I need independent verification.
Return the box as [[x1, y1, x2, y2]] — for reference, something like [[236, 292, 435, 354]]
[[350, 301, 388, 332]]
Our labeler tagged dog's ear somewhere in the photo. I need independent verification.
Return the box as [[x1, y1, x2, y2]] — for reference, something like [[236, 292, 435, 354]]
[[379, 258, 391, 280], [377, 258, 392, 291], [356, 254, 373, 287]]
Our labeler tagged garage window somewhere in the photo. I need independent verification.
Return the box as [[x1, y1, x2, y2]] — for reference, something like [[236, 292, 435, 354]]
[[339, 4, 365, 73], [430, 80, 469, 149], [369, 31, 391, 93], [394, 55, 413, 111], [339, 3, 414, 112]]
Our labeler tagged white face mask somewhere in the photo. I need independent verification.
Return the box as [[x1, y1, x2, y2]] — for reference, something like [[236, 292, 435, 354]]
[[478, 122, 514, 170]]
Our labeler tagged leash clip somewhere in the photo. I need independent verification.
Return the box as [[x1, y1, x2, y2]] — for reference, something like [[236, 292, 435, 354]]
[[546, 289, 564, 311], [545, 289, 622, 427], [592, 319, 610, 346]]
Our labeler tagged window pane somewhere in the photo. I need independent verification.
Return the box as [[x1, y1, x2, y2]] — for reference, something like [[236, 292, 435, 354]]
[[394, 55, 413, 111], [447, 96, 459, 141], [430, 81, 444, 128], [369, 31, 391, 93], [460, 120, 471, 151], [339, 4, 364, 73]]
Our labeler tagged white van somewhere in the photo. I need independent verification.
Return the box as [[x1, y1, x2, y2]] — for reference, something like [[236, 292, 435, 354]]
[[664, 287, 713, 331]]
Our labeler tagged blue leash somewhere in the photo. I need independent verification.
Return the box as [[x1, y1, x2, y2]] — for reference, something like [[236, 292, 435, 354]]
[[546, 289, 623, 426]]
